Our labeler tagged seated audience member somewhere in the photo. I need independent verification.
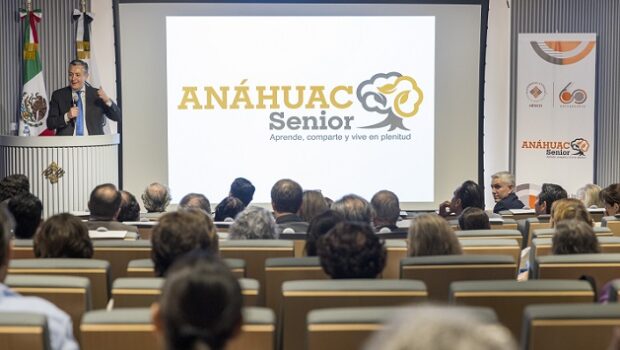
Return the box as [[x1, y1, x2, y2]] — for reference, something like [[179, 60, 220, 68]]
[[229, 177, 255, 206], [600, 183, 620, 216], [305, 210, 345, 256], [317, 222, 386, 279], [490, 171, 525, 213], [458, 207, 490, 230], [408, 213, 462, 256], [117, 190, 141, 222], [7, 192, 43, 239], [552, 219, 600, 255], [439, 180, 484, 217], [299, 190, 328, 223], [0, 174, 29, 202], [151, 253, 242, 350], [179, 193, 211, 215], [577, 184, 603, 208], [331, 194, 374, 224], [371, 190, 402, 232], [214, 196, 245, 222], [271, 178, 308, 232], [86, 183, 139, 234], [363, 305, 517, 350], [34, 213, 93, 258], [228, 207, 278, 240], [142, 182, 172, 218], [0, 208, 79, 350], [151, 210, 218, 277], [550, 198, 593, 227], [535, 183, 568, 215]]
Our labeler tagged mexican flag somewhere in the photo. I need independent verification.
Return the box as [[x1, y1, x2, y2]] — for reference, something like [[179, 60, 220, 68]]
[[19, 7, 53, 136]]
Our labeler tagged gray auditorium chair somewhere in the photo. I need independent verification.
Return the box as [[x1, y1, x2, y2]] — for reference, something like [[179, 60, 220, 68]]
[[280, 279, 427, 350], [264, 257, 327, 312], [400, 254, 517, 300], [80, 309, 156, 350], [602, 215, 620, 236], [126, 258, 246, 278], [228, 307, 276, 350], [220, 240, 295, 305], [490, 218, 518, 230], [531, 236, 620, 268], [8, 258, 111, 309], [459, 238, 521, 265], [11, 239, 35, 259], [5, 274, 92, 338], [456, 229, 523, 247], [0, 312, 50, 350], [522, 215, 552, 247], [92, 240, 152, 282], [278, 232, 307, 257], [532, 253, 620, 292], [449, 280, 594, 339], [532, 226, 612, 240], [383, 240, 407, 279], [522, 303, 620, 350]]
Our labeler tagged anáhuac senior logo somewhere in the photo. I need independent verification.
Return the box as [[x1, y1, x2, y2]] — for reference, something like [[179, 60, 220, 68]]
[[521, 138, 590, 158], [176, 71, 424, 132]]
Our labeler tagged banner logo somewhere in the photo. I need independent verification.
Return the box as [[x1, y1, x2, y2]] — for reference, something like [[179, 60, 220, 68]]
[[521, 138, 590, 158], [570, 138, 589, 156], [357, 72, 423, 131], [558, 82, 587, 105], [530, 40, 595, 65], [20, 92, 47, 127]]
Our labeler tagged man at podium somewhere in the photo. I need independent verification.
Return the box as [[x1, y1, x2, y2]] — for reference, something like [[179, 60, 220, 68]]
[[47, 60, 121, 136]]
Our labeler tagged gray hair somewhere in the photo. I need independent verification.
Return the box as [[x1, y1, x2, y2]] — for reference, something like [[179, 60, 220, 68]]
[[142, 182, 171, 212], [331, 194, 374, 224], [491, 171, 515, 187], [69, 59, 89, 74], [363, 305, 517, 350], [229, 206, 277, 240], [371, 190, 400, 225], [179, 193, 211, 214]]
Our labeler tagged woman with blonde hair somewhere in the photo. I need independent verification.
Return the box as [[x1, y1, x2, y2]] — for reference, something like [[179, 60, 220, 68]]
[[550, 198, 593, 227], [576, 184, 603, 208], [407, 213, 462, 256]]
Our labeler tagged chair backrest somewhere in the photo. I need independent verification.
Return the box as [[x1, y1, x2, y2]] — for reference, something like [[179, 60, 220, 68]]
[[5, 274, 92, 338], [524, 216, 551, 247], [121, 221, 156, 240], [532, 253, 620, 292], [400, 254, 517, 301], [531, 236, 620, 267], [220, 240, 295, 305], [281, 279, 427, 350], [533, 226, 612, 240], [383, 240, 407, 279], [602, 215, 620, 236], [490, 218, 518, 230], [450, 280, 594, 339], [264, 257, 328, 312], [8, 259, 111, 309], [11, 239, 35, 259], [92, 240, 152, 282], [228, 307, 276, 350], [0, 312, 50, 350], [125, 258, 246, 279], [278, 233, 307, 257], [456, 229, 523, 247], [522, 303, 620, 350], [459, 239, 521, 266], [80, 309, 156, 350]]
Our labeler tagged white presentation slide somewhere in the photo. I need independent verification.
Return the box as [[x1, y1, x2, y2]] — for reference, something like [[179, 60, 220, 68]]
[[166, 16, 435, 203]]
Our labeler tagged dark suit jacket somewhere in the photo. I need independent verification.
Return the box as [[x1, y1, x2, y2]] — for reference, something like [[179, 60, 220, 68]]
[[493, 192, 525, 213], [47, 86, 121, 135]]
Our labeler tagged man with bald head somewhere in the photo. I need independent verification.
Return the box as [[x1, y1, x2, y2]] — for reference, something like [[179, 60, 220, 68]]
[[332, 194, 374, 225], [141, 182, 171, 220], [86, 183, 138, 234], [371, 190, 401, 232]]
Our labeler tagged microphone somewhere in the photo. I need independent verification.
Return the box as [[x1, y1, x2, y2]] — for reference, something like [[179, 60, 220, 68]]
[[72, 92, 78, 107]]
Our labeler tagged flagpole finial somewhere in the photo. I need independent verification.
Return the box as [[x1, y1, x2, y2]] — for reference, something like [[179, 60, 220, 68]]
[[81, 0, 86, 12], [26, 0, 32, 11]]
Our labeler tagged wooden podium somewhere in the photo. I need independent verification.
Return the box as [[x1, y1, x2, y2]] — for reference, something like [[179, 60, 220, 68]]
[[0, 135, 120, 218]]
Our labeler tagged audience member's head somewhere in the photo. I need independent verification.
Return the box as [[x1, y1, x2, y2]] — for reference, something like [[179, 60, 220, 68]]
[[490, 171, 516, 203], [7, 192, 42, 239], [458, 207, 490, 230], [228, 206, 277, 240], [0, 174, 29, 202], [305, 210, 345, 256], [600, 183, 620, 216], [214, 196, 245, 222], [271, 179, 303, 215], [363, 305, 517, 350], [88, 183, 122, 220], [229, 177, 255, 206], [142, 182, 171, 213], [452, 180, 485, 214], [408, 213, 462, 256], [299, 190, 328, 222], [152, 253, 242, 350], [0, 207, 16, 281], [151, 210, 218, 277], [535, 183, 568, 215], [552, 219, 600, 255], [34, 213, 93, 258], [371, 190, 401, 228], [550, 198, 593, 227], [331, 194, 374, 224], [117, 190, 141, 222], [577, 184, 603, 208], [317, 222, 386, 279], [179, 193, 211, 214]]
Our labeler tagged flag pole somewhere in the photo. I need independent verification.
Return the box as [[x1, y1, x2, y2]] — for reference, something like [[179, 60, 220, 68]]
[[81, 0, 86, 13], [26, 0, 31, 11]]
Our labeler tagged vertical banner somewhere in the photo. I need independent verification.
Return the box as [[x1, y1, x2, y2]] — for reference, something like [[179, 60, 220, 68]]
[[515, 33, 596, 206]]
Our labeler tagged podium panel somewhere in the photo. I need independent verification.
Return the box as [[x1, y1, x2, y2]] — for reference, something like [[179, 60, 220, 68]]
[[0, 135, 120, 218]]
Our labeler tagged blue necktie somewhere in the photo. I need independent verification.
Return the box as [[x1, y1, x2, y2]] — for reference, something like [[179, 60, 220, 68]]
[[76, 92, 84, 136]]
